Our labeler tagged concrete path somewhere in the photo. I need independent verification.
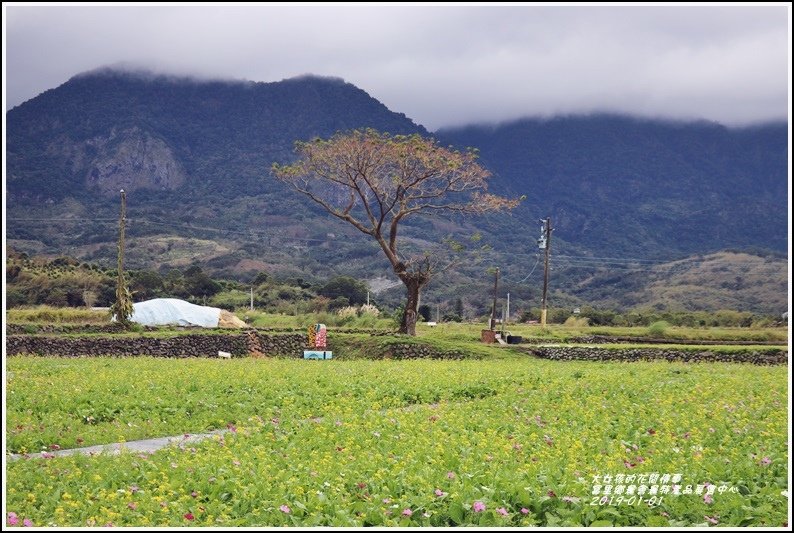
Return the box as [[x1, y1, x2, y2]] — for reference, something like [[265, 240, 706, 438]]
[[8, 429, 230, 462], [8, 402, 442, 462]]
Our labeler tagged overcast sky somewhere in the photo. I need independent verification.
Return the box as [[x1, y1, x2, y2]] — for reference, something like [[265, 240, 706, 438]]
[[3, 4, 790, 129]]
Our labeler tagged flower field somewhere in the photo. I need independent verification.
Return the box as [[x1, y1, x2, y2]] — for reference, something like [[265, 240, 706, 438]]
[[5, 356, 789, 526]]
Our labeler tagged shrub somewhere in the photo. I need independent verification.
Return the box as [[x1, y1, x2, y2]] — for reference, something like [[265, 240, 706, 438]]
[[647, 320, 670, 337], [563, 316, 590, 327], [358, 304, 380, 317], [336, 306, 359, 320]]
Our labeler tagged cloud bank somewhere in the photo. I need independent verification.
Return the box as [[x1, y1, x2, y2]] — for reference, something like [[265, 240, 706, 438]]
[[4, 5, 789, 129]]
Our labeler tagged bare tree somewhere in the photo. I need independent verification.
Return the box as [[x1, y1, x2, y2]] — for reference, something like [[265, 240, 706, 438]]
[[273, 129, 518, 335]]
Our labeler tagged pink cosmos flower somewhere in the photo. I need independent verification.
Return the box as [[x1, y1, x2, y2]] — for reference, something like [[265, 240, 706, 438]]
[[127, 502, 137, 510], [184, 513, 195, 521], [23, 519, 33, 527], [447, 471, 456, 479], [473, 501, 486, 513], [704, 494, 714, 504], [496, 507, 509, 516], [521, 508, 530, 515], [279, 505, 291, 514], [7, 513, 18, 526], [382, 498, 391, 504], [191, 491, 198, 498], [705, 515, 719, 524], [761, 457, 772, 466], [435, 489, 447, 497], [402, 509, 413, 517]]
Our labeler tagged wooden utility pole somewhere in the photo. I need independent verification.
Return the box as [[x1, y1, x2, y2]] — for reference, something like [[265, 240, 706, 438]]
[[111, 189, 133, 325], [489, 267, 500, 330], [250, 286, 254, 311], [540, 217, 552, 327], [119, 189, 126, 274]]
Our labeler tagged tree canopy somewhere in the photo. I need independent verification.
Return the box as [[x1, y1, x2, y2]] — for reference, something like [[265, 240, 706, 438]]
[[273, 129, 518, 334]]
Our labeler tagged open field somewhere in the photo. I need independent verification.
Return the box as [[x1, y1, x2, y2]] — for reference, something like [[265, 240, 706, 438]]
[[5, 356, 788, 527], [7, 306, 788, 342], [413, 322, 790, 343]]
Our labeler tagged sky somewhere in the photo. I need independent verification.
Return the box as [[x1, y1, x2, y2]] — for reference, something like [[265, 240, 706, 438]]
[[3, 4, 791, 130]]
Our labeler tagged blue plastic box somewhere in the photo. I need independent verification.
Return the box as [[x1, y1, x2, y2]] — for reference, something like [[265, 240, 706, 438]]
[[303, 350, 333, 360]]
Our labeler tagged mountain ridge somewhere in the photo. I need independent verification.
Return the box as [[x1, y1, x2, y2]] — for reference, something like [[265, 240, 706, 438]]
[[5, 67, 789, 314]]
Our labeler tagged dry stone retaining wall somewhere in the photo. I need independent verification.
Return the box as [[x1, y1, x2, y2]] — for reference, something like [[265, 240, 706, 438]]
[[6, 333, 305, 358], [528, 346, 787, 365]]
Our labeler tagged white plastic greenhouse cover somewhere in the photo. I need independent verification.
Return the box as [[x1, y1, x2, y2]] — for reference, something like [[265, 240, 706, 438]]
[[125, 298, 221, 328]]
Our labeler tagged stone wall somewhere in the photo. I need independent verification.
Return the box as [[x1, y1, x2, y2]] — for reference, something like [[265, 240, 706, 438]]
[[566, 335, 783, 346], [5, 333, 306, 358], [528, 346, 787, 365], [6, 333, 476, 360], [379, 343, 472, 360]]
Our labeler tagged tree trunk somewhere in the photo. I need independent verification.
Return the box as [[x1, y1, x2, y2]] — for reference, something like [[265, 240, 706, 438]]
[[399, 277, 422, 336]]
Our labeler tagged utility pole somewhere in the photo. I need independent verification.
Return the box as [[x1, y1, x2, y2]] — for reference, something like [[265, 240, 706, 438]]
[[111, 189, 133, 325], [436, 303, 440, 323], [119, 189, 126, 276], [489, 267, 500, 330], [540, 217, 553, 328], [506, 292, 510, 324], [367, 291, 370, 306], [250, 286, 254, 311]]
